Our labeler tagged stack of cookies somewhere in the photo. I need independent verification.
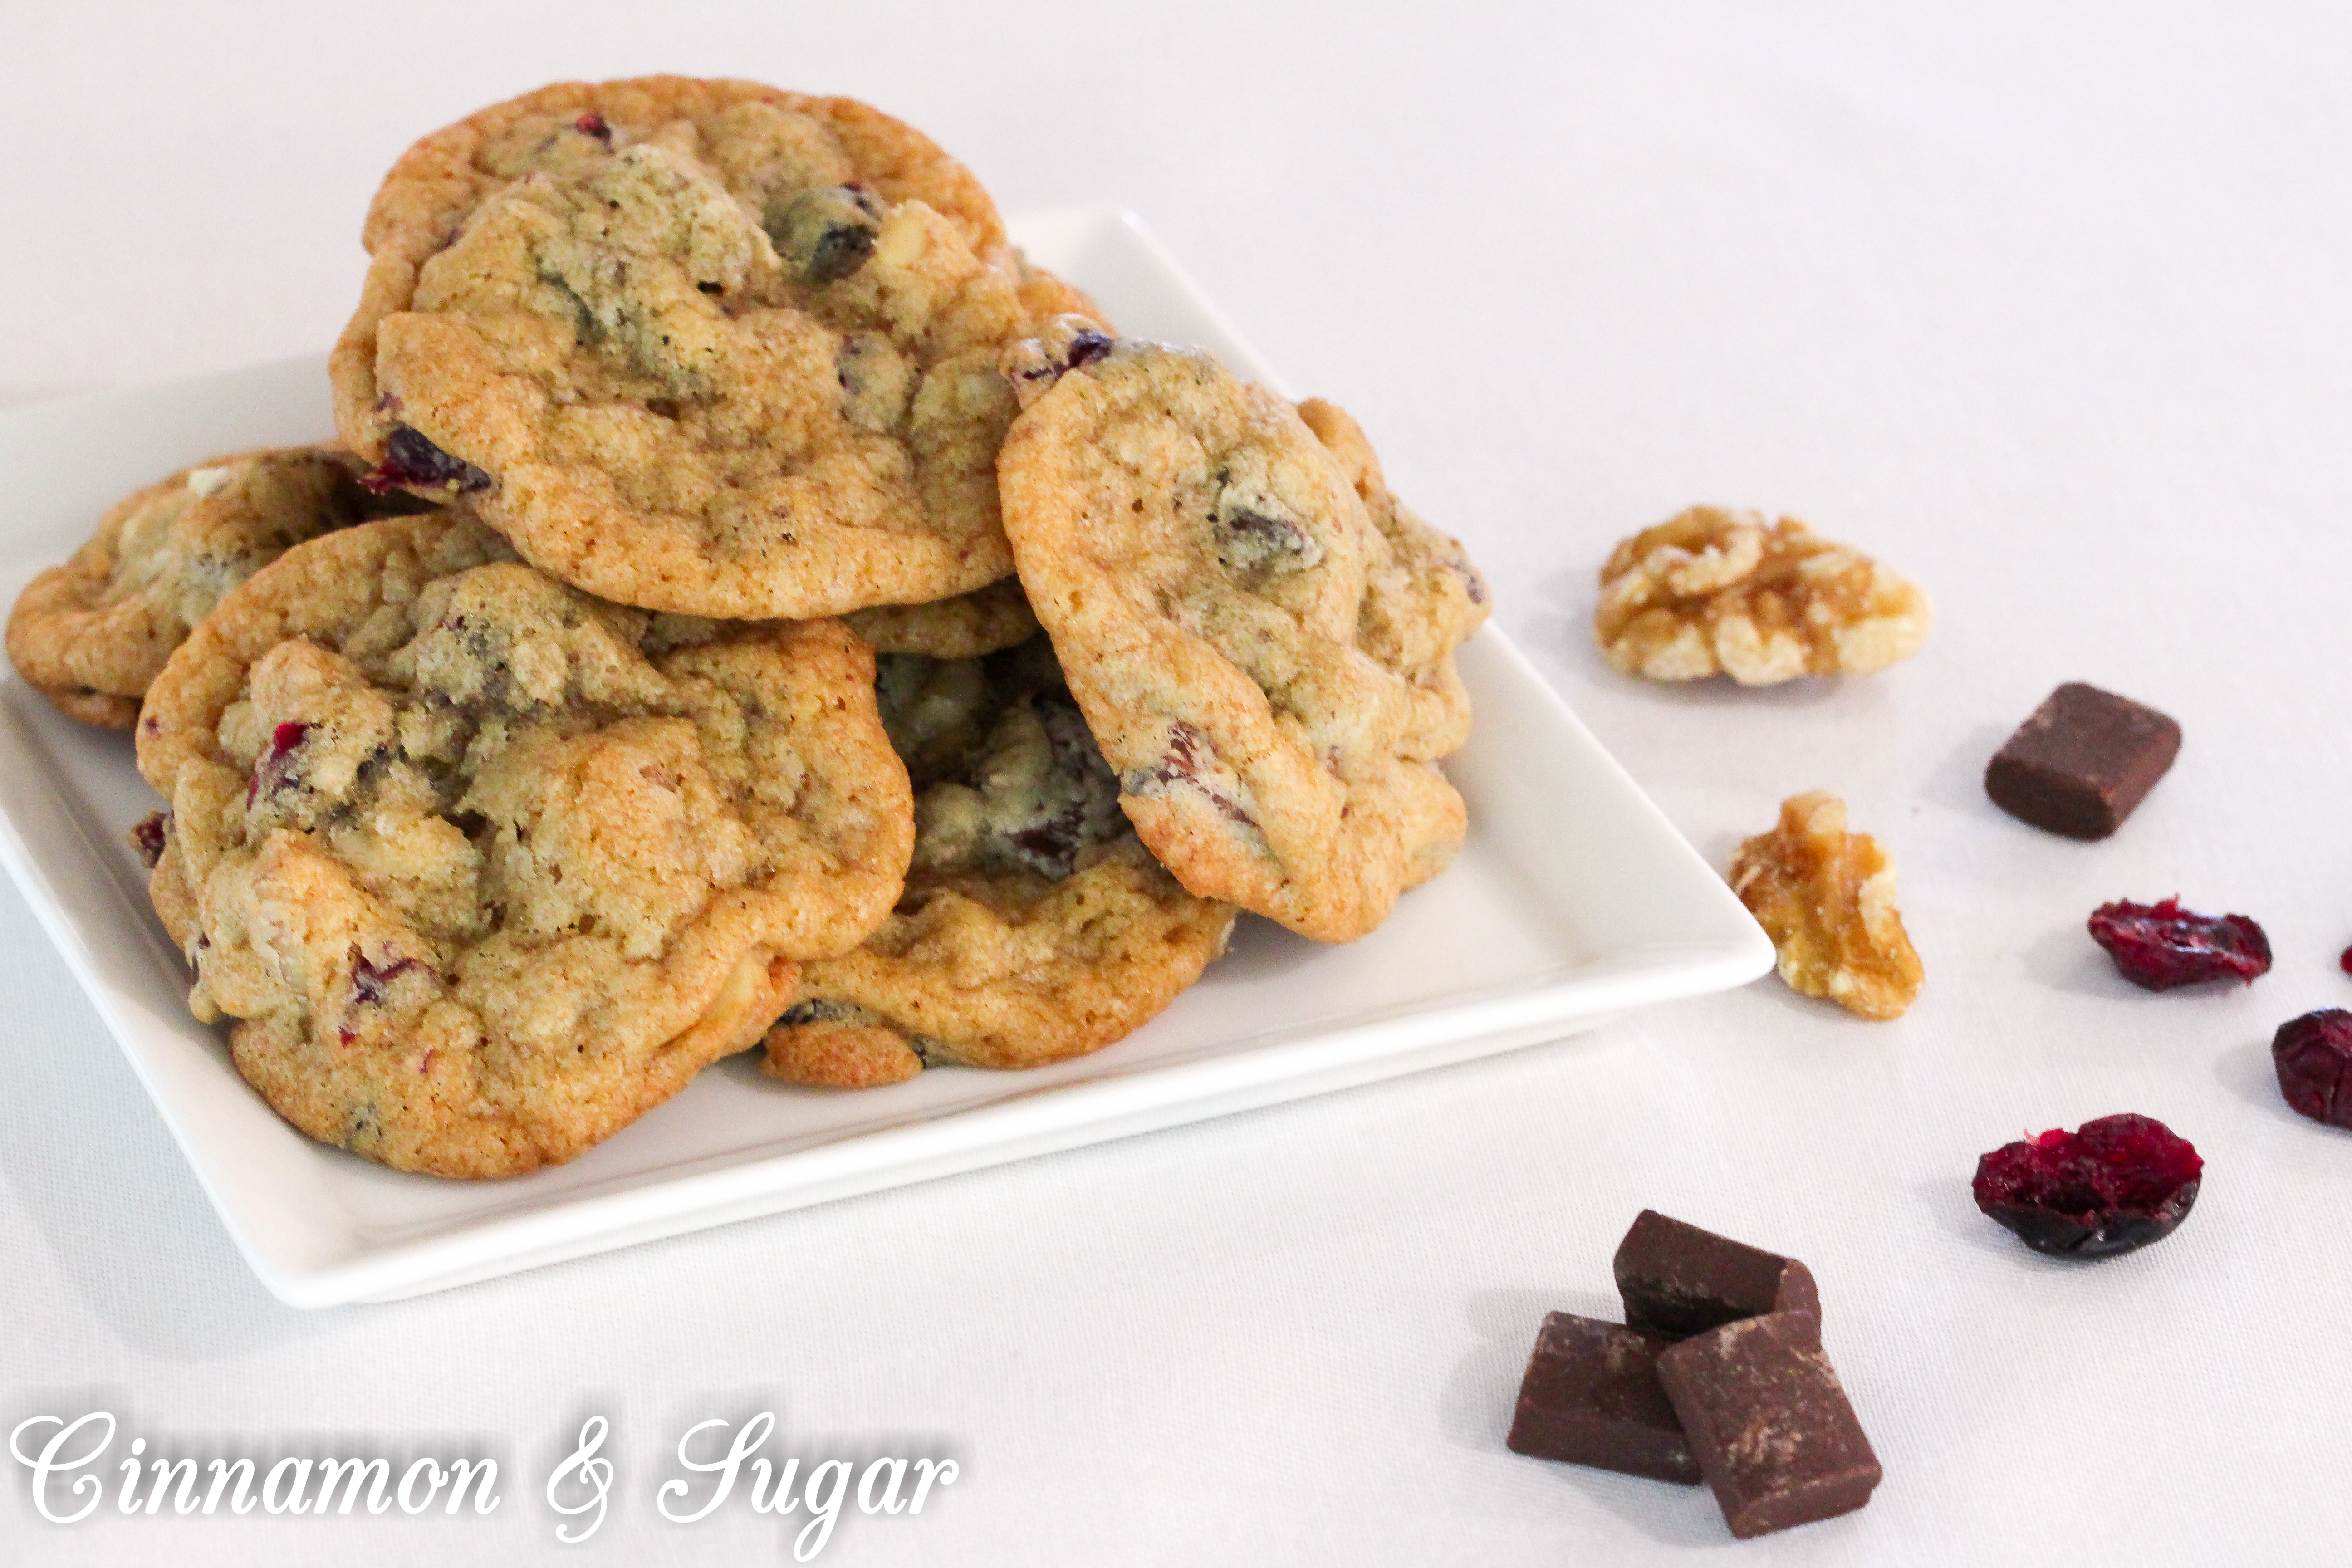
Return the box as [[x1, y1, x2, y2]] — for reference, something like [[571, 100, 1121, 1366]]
[[5, 77, 1489, 1177]]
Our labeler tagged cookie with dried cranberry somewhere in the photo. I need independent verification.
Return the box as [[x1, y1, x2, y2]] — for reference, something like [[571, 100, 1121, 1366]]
[[764, 637, 1234, 1088], [994, 329, 1479, 942], [332, 76, 1088, 620], [5, 446, 427, 728], [136, 508, 912, 1176]]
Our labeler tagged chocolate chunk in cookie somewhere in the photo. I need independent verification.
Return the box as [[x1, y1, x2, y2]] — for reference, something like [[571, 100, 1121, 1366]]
[[764, 636, 1234, 1088]]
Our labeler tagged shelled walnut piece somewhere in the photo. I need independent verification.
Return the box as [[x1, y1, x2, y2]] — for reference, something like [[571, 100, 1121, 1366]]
[[1596, 509, 1930, 685], [1729, 791, 1922, 1020]]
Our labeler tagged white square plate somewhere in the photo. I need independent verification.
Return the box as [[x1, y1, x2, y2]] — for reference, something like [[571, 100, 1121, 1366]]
[[0, 209, 1773, 1307]]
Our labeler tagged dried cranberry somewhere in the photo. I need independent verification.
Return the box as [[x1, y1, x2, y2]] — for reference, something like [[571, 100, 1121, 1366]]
[[2086, 897, 2270, 990], [362, 425, 492, 495], [351, 952, 430, 1007], [246, 720, 311, 807], [1065, 330, 1112, 369], [2340, 944, 2352, 977], [2272, 1009, 2352, 1130], [129, 810, 170, 868], [1972, 1114, 2202, 1257], [1122, 720, 1255, 827], [574, 112, 612, 145]]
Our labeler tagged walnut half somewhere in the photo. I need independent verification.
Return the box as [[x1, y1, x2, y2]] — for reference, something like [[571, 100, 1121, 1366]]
[[1596, 508, 1930, 685], [1729, 790, 1922, 1020]]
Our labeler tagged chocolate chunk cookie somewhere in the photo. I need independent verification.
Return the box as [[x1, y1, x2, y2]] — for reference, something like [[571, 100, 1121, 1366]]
[[137, 509, 912, 1176], [6, 446, 426, 728], [764, 636, 1234, 1088], [994, 328, 1484, 942], [331, 77, 1082, 620]]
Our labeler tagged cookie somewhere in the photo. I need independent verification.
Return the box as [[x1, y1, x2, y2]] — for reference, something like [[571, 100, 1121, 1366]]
[[994, 328, 1483, 942], [6, 446, 426, 728], [136, 509, 913, 1176], [764, 637, 1235, 1088], [839, 576, 1040, 660], [1294, 397, 1490, 754], [331, 77, 1090, 620], [617, 577, 1039, 668]]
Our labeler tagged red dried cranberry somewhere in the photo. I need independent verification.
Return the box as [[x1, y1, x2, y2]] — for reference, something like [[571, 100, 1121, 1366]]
[[2340, 944, 2352, 977], [129, 810, 170, 868], [1971, 1113, 2202, 1258], [351, 952, 430, 1007], [574, 112, 612, 145], [2086, 897, 2270, 990], [1122, 720, 1255, 826], [1065, 330, 1112, 369], [245, 720, 311, 807], [362, 426, 493, 495], [2272, 1009, 2352, 1130]]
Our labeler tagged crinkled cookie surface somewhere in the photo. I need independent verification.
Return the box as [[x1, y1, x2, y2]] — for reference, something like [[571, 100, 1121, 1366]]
[[331, 76, 1080, 619], [6, 446, 425, 728], [995, 329, 1482, 942], [764, 636, 1234, 1088], [137, 509, 911, 1175]]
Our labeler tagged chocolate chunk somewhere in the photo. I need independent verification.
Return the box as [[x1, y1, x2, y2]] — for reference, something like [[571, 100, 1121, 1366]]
[[1984, 682, 2180, 840], [1613, 1210, 1820, 1343], [768, 185, 882, 284], [1655, 1314, 1881, 1539], [1505, 1313, 1701, 1484]]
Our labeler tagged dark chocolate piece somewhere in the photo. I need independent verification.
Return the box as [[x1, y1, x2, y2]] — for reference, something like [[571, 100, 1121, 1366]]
[[1612, 1210, 1820, 1342], [1984, 682, 2179, 840], [1505, 1312, 1701, 1484], [1655, 1313, 1881, 1539]]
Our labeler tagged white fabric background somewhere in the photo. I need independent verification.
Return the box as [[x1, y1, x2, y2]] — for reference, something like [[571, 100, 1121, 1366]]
[[5, 3, 2351, 1562]]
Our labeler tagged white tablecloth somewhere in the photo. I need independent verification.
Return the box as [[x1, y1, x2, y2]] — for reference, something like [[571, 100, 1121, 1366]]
[[5, 5, 2349, 1562]]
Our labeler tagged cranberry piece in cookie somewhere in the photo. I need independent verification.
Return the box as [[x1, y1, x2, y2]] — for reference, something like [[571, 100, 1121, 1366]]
[[362, 425, 494, 496], [129, 810, 170, 869]]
